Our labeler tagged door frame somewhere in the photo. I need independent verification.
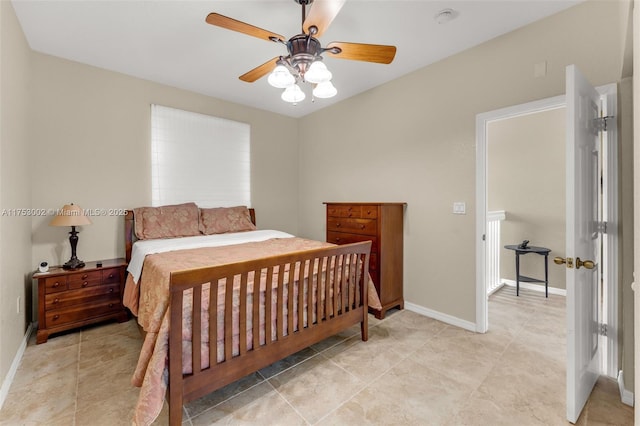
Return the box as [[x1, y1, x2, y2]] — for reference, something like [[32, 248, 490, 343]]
[[475, 85, 619, 378]]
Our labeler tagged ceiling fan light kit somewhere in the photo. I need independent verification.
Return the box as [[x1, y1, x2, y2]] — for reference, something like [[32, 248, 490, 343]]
[[206, 0, 396, 105]]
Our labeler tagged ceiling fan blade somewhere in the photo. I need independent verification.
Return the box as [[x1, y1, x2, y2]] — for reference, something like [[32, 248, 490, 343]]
[[303, 0, 345, 37], [325, 42, 397, 64], [239, 57, 280, 83], [206, 13, 285, 43]]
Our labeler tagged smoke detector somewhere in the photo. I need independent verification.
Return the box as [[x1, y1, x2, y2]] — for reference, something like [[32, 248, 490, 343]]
[[435, 8, 459, 24]]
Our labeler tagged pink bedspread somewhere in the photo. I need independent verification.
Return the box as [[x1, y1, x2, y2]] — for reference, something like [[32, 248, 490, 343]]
[[127, 237, 380, 425]]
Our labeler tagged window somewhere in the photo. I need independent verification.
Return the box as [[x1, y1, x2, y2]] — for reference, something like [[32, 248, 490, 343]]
[[151, 104, 250, 207]]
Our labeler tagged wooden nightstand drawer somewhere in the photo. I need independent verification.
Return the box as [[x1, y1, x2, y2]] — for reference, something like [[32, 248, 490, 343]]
[[68, 270, 101, 287], [45, 283, 120, 310], [44, 276, 68, 293], [327, 218, 377, 235], [102, 268, 120, 284], [46, 297, 122, 328]]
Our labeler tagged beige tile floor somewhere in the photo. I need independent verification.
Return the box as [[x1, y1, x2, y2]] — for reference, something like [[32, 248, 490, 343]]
[[0, 286, 633, 425]]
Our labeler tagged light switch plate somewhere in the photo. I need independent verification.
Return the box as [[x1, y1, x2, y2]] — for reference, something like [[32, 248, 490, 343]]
[[453, 202, 466, 214]]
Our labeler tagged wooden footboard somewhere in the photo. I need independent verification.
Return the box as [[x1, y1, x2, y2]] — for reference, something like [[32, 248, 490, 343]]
[[167, 241, 371, 425]]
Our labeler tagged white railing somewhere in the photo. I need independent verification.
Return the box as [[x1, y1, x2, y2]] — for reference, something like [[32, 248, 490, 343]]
[[486, 210, 506, 295]]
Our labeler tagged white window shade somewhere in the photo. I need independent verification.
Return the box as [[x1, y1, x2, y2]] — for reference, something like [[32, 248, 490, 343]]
[[151, 105, 250, 208]]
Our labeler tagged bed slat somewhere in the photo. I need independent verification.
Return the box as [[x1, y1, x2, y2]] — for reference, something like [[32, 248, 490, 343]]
[[239, 273, 248, 355], [276, 265, 284, 340], [265, 266, 273, 345], [252, 269, 260, 350], [209, 280, 217, 368], [224, 275, 233, 361], [193, 287, 202, 374]]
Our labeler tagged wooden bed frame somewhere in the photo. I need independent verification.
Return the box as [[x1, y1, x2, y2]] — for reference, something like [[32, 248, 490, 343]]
[[124, 209, 371, 425]]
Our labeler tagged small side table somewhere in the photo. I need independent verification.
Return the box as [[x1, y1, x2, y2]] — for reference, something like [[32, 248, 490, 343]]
[[504, 245, 551, 297]]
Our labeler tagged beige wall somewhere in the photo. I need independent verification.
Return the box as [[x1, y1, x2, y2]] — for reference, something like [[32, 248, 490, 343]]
[[299, 0, 631, 324], [488, 108, 566, 290], [0, 1, 33, 391], [29, 54, 301, 270]]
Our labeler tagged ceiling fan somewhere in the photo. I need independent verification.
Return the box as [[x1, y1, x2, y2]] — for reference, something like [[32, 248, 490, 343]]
[[205, 0, 397, 103]]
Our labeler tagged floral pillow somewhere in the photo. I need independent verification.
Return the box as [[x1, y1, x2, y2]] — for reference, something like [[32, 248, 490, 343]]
[[199, 206, 256, 235], [133, 202, 200, 240]]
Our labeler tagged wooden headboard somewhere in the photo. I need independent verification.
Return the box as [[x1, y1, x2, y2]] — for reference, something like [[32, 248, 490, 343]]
[[124, 208, 257, 263]]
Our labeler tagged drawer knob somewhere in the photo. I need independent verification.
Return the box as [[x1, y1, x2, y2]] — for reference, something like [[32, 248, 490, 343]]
[[336, 223, 341, 227], [53, 282, 60, 288], [109, 288, 114, 293], [82, 281, 89, 287], [360, 225, 365, 229], [335, 238, 341, 242], [82, 274, 88, 279], [109, 303, 114, 308], [53, 314, 59, 320], [348, 213, 353, 217], [108, 274, 114, 279], [53, 298, 59, 304]]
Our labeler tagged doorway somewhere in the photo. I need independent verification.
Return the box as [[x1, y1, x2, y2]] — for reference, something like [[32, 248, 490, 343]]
[[487, 106, 566, 298], [475, 86, 619, 379]]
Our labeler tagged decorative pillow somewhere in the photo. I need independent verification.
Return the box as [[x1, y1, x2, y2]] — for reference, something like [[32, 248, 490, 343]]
[[133, 202, 200, 240], [199, 206, 256, 235]]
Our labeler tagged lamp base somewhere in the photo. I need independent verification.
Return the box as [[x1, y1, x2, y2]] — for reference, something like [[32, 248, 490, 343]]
[[62, 257, 85, 270]]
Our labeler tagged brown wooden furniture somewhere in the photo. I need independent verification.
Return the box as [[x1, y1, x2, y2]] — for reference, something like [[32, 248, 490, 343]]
[[34, 258, 128, 344], [324, 202, 406, 319], [124, 209, 371, 426]]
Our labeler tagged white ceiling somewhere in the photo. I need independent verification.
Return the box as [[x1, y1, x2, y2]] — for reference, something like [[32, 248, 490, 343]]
[[12, 0, 583, 118]]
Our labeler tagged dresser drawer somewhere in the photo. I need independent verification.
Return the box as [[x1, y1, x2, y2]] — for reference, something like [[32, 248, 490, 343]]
[[45, 283, 120, 310], [45, 297, 122, 328], [44, 276, 68, 293], [102, 267, 121, 284], [327, 231, 377, 252], [326, 205, 362, 218], [327, 218, 377, 236], [326, 204, 379, 219]]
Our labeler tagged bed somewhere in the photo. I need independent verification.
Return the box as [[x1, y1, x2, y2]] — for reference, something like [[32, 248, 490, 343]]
[[122, 204, 378, 425]]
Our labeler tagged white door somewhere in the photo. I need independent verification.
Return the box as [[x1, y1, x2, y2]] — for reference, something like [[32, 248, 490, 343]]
[[565, 64, 601, 423]]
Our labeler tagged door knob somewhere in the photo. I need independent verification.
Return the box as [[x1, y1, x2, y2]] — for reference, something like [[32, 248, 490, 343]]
[[554, 257, 574, 268], [576, 257, 596, 270]]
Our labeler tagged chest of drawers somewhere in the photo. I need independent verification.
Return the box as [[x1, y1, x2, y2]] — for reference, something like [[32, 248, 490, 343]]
[[34, 258, 129, 343], [324, 202, 405, 319]]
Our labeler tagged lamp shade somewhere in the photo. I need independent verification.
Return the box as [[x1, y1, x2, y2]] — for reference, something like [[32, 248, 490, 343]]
[[49, 204, 92, 227], [305, 61, 332, 84], [268, 65, 295, 89], [313, 81, 337, 99], [281, 84, 306, 103]]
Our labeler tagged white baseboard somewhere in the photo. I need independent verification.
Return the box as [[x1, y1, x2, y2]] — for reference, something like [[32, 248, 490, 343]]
[[502, 279, 567, 297], [0, 322, 33, 410], [617, 370, 635, 407], [405, 301, 476, 332]]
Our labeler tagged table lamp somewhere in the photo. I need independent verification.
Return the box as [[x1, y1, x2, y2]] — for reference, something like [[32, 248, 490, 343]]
[[49, 203, 92, 270]]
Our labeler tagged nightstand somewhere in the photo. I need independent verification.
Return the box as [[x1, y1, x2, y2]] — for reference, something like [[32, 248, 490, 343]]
[[34, 258, 129, 344]]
